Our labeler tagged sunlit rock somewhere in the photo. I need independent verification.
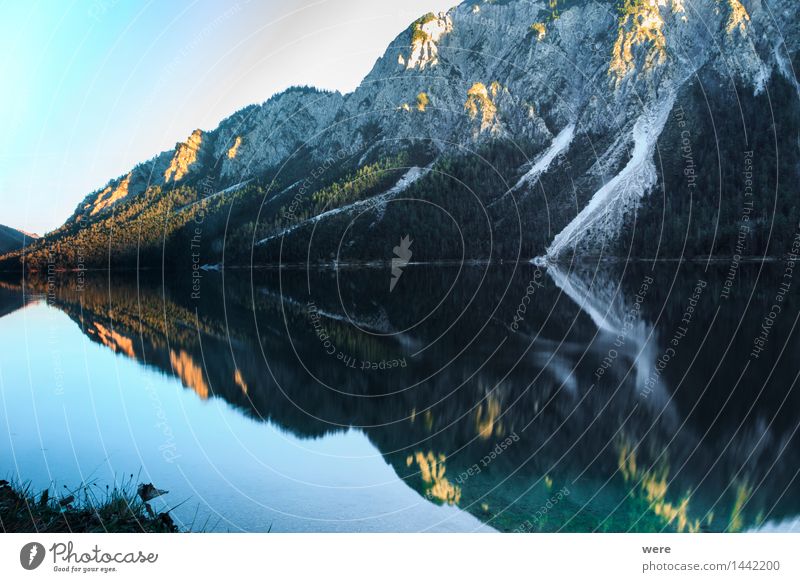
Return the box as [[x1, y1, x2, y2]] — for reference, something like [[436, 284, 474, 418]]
[[165, 129, 203, 183]]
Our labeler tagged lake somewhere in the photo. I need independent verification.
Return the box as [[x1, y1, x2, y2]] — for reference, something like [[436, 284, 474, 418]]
[[1, 260, 798, 532]]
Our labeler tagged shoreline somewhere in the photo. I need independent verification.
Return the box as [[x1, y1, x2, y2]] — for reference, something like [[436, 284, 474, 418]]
[[0, 255, 791, 275], [0, 478, 180, 534]]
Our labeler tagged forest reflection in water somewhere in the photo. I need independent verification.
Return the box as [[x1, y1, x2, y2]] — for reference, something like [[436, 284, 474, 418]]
[[0, 259, 798, 532]]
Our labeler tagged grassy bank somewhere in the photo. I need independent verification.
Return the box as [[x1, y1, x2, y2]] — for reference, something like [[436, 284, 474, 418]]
[[0, 475, 180, 533]]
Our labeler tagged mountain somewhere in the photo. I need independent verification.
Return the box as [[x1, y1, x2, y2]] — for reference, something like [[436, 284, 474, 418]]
[[3, 0, 799, 272], [0, 225, 38, 256]]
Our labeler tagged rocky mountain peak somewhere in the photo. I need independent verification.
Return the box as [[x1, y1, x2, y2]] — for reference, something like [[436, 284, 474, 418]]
[[7, 0, 799, 271]]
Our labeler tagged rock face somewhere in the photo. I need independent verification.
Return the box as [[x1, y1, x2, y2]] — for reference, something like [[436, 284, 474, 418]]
[[51, 0, 800, 260]]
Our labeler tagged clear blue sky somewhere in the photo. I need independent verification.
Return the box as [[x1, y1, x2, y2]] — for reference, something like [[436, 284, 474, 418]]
[[0, 0, 456, 235]]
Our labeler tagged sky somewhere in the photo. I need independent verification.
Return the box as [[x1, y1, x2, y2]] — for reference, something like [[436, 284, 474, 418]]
[[0, 0, 457, 235]]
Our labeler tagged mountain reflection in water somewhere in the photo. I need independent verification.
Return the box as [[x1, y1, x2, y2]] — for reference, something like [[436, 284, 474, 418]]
[[0, 260, 798, 532]]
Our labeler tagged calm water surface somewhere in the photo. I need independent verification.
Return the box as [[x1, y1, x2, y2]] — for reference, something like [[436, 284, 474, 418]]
[[1, 261, 798, 532]]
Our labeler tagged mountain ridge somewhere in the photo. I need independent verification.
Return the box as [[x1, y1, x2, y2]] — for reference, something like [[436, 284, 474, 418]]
[[0, 225, 39, 256], [3, 0, 799, 271]]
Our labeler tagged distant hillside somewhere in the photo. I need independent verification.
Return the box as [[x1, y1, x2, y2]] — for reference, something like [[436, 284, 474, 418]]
[[0, 225, 38, 256]]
